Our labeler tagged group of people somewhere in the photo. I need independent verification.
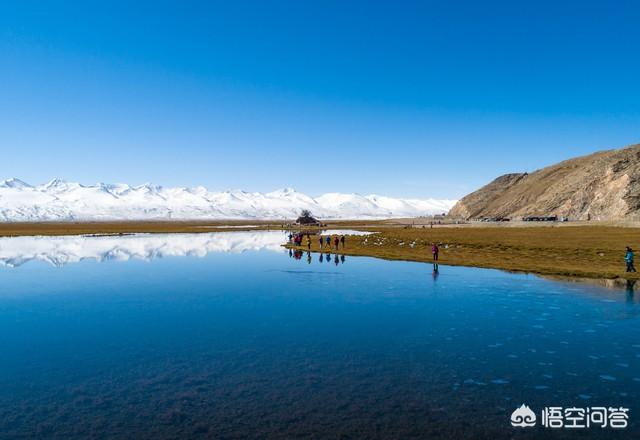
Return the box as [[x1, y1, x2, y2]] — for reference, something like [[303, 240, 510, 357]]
[[289, 232, 308, 248], [291, 232, 639, 279], [289, 232, 346, 251]]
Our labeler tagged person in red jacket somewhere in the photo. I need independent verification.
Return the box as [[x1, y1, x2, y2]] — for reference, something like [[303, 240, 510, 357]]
[[431, 243, 439, 261]]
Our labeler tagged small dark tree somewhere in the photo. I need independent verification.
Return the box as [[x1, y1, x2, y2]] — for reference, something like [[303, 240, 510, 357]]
[[296, 209, 319, 225]]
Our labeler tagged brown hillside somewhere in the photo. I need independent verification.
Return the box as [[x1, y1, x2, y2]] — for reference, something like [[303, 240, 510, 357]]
[[449, 144, 640, 220]]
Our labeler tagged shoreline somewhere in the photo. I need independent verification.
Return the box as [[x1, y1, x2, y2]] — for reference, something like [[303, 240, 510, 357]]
[[1, 221, 639, 282], [284, 224, 640, 282], [286, 243, 639, 287]]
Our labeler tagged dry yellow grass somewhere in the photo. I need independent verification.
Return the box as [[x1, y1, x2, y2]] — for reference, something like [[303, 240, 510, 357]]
[[288, 225, 640, 280], [0, 220, 383, 236], [1, 221, 638, 280]]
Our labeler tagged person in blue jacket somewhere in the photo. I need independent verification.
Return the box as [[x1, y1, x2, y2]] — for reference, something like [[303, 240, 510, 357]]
[[625, 246, 636, 272]]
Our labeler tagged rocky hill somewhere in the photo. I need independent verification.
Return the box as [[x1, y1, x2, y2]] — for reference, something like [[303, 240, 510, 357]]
[[449, 144, 640, 221]]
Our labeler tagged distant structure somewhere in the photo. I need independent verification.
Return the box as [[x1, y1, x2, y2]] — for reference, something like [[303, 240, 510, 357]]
[[295, 209, 321, 226], [523, 215, 559, 222]]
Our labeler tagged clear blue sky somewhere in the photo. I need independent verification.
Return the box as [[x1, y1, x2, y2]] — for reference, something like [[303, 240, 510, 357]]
[[1, 0, 639, 199]]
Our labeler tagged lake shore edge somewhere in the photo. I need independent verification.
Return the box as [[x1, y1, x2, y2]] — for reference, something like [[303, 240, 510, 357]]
[[284, 224, 640, 282], [1, 220, 639, 282]]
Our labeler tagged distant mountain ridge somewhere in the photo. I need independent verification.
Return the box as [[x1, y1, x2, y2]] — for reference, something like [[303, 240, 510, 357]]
[[0, 179, 456, 221], [449, 143, 640, 221]]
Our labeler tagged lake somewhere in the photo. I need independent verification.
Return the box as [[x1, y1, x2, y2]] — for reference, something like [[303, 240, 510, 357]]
[[0, 231, 638, 439]]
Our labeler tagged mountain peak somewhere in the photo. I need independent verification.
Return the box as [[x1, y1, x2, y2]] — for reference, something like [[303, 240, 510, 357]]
[[0, 178, 31, 189], [268, 187, 298, 196], [43, 178, 70, 189]]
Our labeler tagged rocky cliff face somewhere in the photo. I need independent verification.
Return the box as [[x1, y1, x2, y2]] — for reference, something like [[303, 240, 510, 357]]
[[449, 144, 640, 220]]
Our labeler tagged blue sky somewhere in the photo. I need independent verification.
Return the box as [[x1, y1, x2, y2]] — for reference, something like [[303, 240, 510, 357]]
[[1, 0, 639, 199]]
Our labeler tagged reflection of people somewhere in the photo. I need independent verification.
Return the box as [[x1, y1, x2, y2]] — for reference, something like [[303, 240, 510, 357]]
[[625, 247, 636, 272], [340, 254, 345, 264], [334, 254, 339, 266], [307, 252, 312, 264], [289, 249, 292, 258], [319, 253, 324, 263], [432, 263, 439, 280], [626, 279, 636, 303]]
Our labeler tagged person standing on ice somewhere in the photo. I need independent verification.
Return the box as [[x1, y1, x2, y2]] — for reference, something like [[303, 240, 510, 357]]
[[319, 235, 324, 249], [431, 243, 439, 261]]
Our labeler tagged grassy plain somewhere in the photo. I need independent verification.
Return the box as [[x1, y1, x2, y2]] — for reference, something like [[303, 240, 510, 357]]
[[0, 220, 638, 280], [289, 224, 640, 281], [0, 220, 378, 236]]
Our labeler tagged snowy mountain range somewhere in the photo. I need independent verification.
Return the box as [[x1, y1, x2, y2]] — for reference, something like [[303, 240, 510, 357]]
[[0, 178, 456, 221]]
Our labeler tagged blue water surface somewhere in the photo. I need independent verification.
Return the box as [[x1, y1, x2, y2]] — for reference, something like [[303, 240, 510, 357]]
[[0, 233, 638, 439]]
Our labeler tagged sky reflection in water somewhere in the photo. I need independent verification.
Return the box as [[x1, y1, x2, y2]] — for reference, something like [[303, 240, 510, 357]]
[[0, 232, 638, 439]]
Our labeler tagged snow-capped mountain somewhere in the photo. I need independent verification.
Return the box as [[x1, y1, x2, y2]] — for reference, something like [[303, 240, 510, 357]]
[[0, 179, 457, 221]]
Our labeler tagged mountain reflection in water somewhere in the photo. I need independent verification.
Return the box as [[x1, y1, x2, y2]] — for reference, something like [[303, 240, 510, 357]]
[[0, 231, 289, 267]]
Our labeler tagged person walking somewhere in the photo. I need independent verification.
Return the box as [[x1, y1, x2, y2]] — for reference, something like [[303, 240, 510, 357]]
[[431, 243, 439, 262], [625, 246, 636, 272], [340, 235, 345, 248]]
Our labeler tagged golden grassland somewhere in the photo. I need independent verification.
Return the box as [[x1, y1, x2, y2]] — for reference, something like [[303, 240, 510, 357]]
[[0, 220, 278, 236], [288, 224, 640, 281], [1, 220, 639, 280], [0, 219, 386, 236]]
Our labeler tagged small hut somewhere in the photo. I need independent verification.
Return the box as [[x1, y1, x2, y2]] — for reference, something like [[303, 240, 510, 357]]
[[296, 209, 321, 226]]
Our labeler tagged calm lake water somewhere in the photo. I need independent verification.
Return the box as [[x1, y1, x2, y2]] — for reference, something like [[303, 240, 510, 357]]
[[0, 231, 638, 439]]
